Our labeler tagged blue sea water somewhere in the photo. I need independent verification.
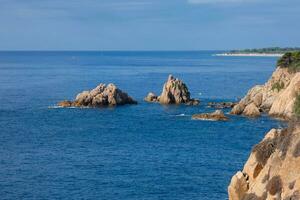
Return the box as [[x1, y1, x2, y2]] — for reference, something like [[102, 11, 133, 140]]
[[0, 51, 284, 200]]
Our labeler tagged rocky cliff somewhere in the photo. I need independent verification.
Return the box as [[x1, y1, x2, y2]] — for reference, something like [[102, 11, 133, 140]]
[[58, 83, 137, 107], [228, 121, 300, 200], [145, 75, 200, 105], [231, 52, 300, 119]]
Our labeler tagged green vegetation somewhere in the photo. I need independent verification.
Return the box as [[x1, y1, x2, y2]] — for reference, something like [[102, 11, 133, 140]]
[[271, 81, 285, 92], [229, 47, 300, 54], [277, 51, 300, 72], [294, 94, 300, 117]]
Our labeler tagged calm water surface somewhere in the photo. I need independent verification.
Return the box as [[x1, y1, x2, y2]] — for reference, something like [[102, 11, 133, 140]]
[[0, 51, 284, 199]]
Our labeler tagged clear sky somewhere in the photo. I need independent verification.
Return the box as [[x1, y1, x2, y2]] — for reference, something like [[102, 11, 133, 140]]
[[1, 0, 300, 50]]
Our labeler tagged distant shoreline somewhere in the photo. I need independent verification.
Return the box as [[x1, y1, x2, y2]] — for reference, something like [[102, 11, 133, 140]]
[[214, 53, 283, 57]]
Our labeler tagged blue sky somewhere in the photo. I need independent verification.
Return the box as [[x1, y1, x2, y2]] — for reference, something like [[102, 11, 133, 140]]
[[0, 0, 299, 50]]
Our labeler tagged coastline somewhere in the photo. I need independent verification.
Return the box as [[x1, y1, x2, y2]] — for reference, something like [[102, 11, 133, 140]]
[[214, 53, 283, 57]]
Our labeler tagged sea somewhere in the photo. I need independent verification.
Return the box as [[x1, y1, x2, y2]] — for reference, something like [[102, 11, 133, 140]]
[[0, 51, 284, 200]]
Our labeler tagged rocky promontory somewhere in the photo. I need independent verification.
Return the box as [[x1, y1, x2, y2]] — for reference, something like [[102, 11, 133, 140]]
[[228, 121, 300, 200], [231, 52, 300, 119], [58, 83, 137, 107], [145, 75, 200, 105]]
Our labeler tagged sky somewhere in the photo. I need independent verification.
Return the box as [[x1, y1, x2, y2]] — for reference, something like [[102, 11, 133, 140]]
[[0, 0, 300, 50]]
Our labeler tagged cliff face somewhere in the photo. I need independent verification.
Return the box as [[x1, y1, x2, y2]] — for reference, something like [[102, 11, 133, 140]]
[[230, 67, 300, 119], [228, 122, 300, 200]]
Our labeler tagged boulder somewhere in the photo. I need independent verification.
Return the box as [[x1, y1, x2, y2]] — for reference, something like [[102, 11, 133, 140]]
[[58, 83, 137, 107], [58, 100, 73, 107], [228, 172, 249, 200], [192, 110, 229, 121], [243, 103, 261, 117], [230, 103, 246, 115], [145, 75, 200, 105], [144, 92, 158, 102]]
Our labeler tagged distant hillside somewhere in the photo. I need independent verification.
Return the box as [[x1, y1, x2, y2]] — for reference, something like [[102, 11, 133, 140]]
[[229, 47, 300, 54]]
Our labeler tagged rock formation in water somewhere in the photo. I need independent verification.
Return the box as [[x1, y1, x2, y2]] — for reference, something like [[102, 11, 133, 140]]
[[145, 75, 200, 105], [192, 110, 229, 121], [207, 102, 237, 109], [228, 120, 300, 200], [58, 83, 137, 107], [230, 52, 300, 119]]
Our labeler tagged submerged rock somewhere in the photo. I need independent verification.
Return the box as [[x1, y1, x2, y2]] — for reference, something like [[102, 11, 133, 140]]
[[192, 110, 229, 121], [145, 75, 200, 105], [58, 100, 73, 107], [58, 83, 137, 107], [207, 102, 237, 109], [228, 122, 300, 200]]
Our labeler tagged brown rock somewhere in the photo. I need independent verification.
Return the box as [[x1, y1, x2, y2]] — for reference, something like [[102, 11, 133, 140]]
[[58, 83, 137, 107], [243, 103, 261, 117], [269, 73, 300, 119], [192, 110, 229, 121], [228, 172, 249, 200], [228, 123, 300, 200], [58, 100, 73, 107], [144, 92, 158, 102], [230, 103, 246, 115], [229, 66, 299, 119], [145, 74, 200, 105]]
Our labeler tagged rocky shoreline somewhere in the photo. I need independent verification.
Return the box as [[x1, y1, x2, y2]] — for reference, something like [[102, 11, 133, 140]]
[[228, 52, 300, 199], [230, 67, 300, 119]]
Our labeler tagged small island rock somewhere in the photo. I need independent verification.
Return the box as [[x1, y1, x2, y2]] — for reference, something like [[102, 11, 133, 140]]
[[58, 83, 137, 107], [145, 75, 200, 105], [192, 110, 229, 121]]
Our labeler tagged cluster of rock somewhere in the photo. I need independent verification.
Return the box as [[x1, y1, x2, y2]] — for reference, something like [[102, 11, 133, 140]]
[[230, 67, 300, 119], [192, 110, 229, 121], [207, 102, 237, 109], [144, 75, 200, 105], [228, 122, 300, 200], [58, 83, 137, 107]]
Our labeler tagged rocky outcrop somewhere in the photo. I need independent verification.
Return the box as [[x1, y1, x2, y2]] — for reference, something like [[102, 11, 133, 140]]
[[192, 110, 229, 121], [228, 121, 300, 200], [145, 75, 200, 105], [230, 66, 300, 119], [269, 73, 300, 119], [58, 83, 137, 107]]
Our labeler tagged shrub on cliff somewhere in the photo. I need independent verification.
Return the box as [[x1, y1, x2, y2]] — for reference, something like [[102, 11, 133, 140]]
[[271, 81, 284, 92], [294, 94, 300, 117], [277, 51, 300, 72]]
